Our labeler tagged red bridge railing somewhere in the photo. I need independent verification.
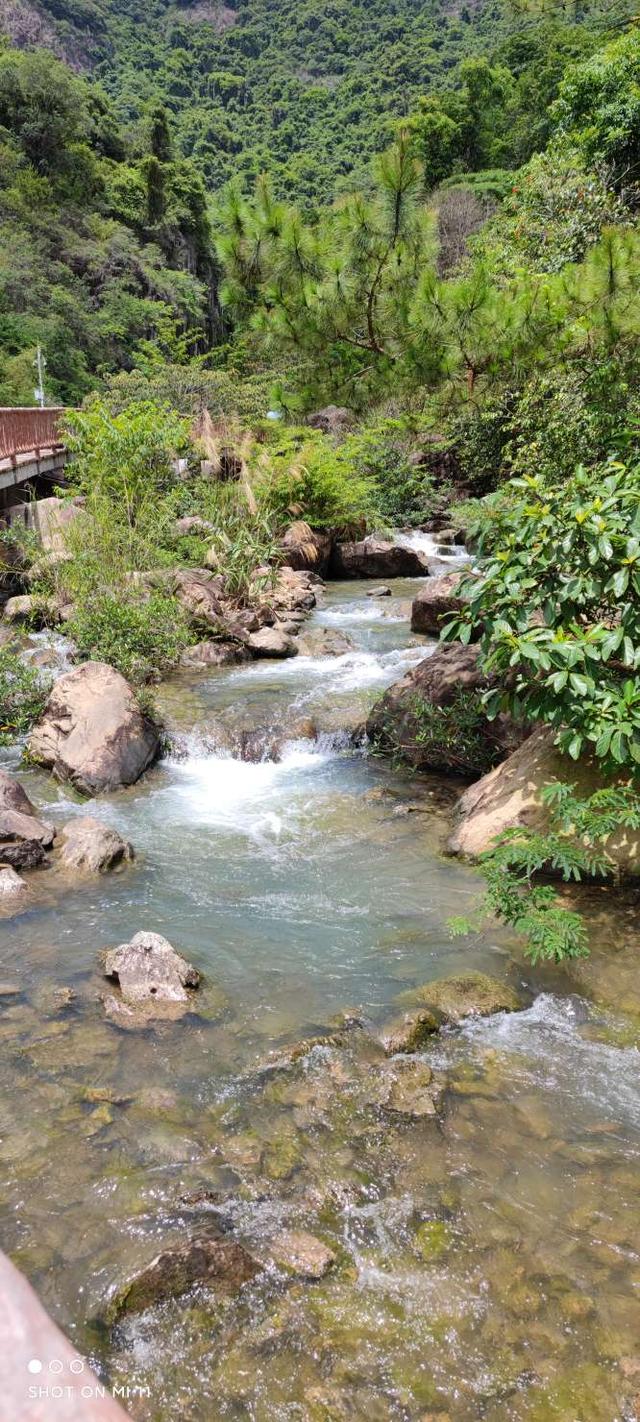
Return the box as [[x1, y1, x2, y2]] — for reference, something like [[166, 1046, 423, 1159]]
[[0, 407, 67, 462]]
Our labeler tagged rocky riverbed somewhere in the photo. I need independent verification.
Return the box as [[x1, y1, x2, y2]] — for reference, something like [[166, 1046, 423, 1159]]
[[0, 565, 639, 1422]]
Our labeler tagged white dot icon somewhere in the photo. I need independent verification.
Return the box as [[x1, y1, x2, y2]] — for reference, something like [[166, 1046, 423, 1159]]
[[27, 1360, 42, 1374]]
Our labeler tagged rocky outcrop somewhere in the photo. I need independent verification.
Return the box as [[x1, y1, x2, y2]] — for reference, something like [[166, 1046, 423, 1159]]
[[379, 1008, 440, 1055], [366, 643, 522, 776], [270, 1230, 336, 1280], [449, 725, 640, 878], [330, 536, 430, 580], [28, 662, 159, 795], [246, 627, 298, 658], [109, 1235, 261, 1318], [411, 571, 469, 636], [280, 521, 332, 576], [58, 817, 134, 874], [103, 931, 200, 1019], [0, 770, 54, 871]]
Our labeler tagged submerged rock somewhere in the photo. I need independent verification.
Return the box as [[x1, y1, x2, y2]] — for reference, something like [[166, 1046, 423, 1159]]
[[330, 536, 430, 580], [109, 1234, 261, 1318], [28, 661, 159, 795], [366, 585, 392, 597], [103, 931, 200, 1023], [409, 972, 522, 1025], [380, 1008, 440, 1056], [246, 627, 298, 658], [270, 1229, 336, 1280], [58, 817, 134, 874], [378, 1058, 442, 1119]]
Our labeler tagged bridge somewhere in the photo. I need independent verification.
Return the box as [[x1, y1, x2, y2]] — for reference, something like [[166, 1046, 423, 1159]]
[[0, 407, 69, 498]]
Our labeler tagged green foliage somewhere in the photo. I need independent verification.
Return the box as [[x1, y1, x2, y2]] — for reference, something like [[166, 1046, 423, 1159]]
[[374, 686, 500, 777], [553, 29, 640, 183], [445, 456, 640, 770], [255, 431, 377, 532], [339, 420, 440, 527], [453, 780, 640, 964], [65, 590, 190, 684], [0, 646, 50, 744], [64, 398, 191, 527]]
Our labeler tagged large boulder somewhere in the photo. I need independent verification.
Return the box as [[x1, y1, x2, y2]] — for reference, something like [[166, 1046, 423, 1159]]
[[8, 495, 84, 553], [366, 642, 522, 776], [411, 571, 469, 636], [330, 536, 430, 580], [179, 641, 251, 669], [450, 725, 640, 878], [246, 627, 298, 658], [58, 817, 134, 874], [109, 1235, 260, 1319], [296, 627, 355, 658], [28, 662, 159, 795]]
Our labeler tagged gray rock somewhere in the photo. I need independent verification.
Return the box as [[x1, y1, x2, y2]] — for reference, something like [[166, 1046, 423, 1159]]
[[0, 769, 38, 818], [280, 521, 332, 576], [306, 405, 354, 437], [104, 931, 200, 1007], [296, 627, 355, 658], [270, 1229, 336, 1280], [179, 641, 251, 669], [58, 817, 134, 874], [0, 808, 55, 870], [28, 661, 159, 795], [366, 586, 392, 597], [377, 1058, 442, 1119], [174, 516, 215, 537], [3, 595, 34, 623], [0, 866, 28, 899], [174, 569, 226, 629], [109, 1234, 261, 1318], [246, 627, 298, 658]]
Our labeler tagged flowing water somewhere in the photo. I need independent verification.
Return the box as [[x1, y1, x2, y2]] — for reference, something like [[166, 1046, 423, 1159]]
[[1, 574, 639, 1422]]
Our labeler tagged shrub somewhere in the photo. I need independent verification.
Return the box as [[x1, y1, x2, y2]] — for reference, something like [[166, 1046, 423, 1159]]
[[64, 398, 192, 527], [450, 782, 640, 964], [0, 647, 50, 744], [445, 456, 640, 771], [340, 420, 440, 528], [256, 431, 377, 532], [66, 591, 191, 685]]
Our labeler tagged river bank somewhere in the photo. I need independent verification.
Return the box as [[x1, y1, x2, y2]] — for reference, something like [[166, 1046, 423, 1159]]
[[0, 570, 639, 1422]]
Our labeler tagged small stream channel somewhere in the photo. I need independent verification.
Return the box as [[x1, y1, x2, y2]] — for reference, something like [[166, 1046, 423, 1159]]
[[0, 547, 639, 1421]]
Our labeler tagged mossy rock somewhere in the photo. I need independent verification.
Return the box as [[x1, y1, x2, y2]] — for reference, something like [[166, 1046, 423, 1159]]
[[408, 972, 522, 1026], [414, 1219, 453, 1262]]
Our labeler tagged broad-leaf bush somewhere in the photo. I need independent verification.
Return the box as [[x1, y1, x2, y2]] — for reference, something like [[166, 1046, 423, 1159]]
[[445, 457, 640, 770], [0, 647, 51, 744]]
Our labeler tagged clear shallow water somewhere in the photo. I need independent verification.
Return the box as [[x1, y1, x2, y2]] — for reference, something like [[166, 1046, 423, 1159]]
[[1, 578, 639, 1422]]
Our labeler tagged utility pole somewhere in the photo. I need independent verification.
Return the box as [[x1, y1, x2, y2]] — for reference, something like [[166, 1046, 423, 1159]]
[[33, 345, 46, 408]]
